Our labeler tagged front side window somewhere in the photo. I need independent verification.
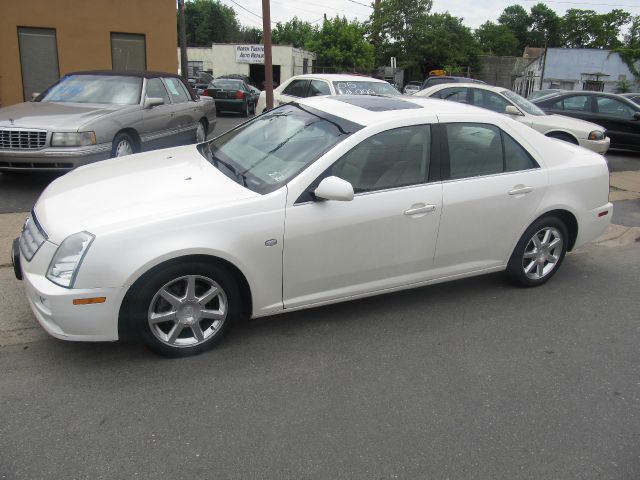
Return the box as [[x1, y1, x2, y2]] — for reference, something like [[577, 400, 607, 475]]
[[40, 74, 142, 105], [163, 77, 190, 103], [328, 125, 431, 193], [472, 90, 511, 113], [198, 103, 361, 194], [595, 97, 636, 117], [282, 80, 309, 97], [445, 123, 537, 180], [562, 95, 591, 112], [502, 90, 545, 116], [145, 78, 170, 105]]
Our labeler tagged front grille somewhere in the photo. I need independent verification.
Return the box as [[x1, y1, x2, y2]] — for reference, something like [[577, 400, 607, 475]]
[[19, 213, 47, 261], [0, 128, 47, 150]]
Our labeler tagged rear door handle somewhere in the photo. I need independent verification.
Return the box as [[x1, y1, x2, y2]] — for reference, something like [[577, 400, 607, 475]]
[[508, 185, 533, 196], [404, 204, 436, 215]]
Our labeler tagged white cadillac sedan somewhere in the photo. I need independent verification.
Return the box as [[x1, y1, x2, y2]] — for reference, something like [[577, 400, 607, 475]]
[[414, 83, 610, 154], [256, 73, 400, 114], [13, 95, 612, 357]]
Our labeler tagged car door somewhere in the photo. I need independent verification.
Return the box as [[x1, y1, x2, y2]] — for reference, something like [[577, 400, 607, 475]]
[[163, 76, 197, 144], [591, 96, 640, 149], [282, 124, 443, 309], [141, 77, 177, 151], [276, 79, 310, 106], [434, 120, 547, 274]]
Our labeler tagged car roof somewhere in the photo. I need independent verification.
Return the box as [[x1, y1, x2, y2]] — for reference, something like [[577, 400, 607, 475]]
[[286, 74, 388, 83], [295, 94, 500, 127], [422, 83, 507, 93]]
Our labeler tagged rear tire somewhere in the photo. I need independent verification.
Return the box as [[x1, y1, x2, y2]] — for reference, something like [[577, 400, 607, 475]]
[[195, 120, 207, 143], [241, 102, 249, 117], [128, 261, 242, 357], [506, 216, 568, 287]]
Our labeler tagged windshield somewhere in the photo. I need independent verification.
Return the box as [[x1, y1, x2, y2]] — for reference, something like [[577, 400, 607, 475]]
[[332, 81, 400, 96], [41, 75, 142, 105], [502, 90, 546, 116], [198, 103, 361, 194]]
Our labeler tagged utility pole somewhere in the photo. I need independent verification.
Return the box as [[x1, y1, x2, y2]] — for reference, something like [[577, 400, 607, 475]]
[[178, 0, 189, 80], [262, 0, 274, 109]]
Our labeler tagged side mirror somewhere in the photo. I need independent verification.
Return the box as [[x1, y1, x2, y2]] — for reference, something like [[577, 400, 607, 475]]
[[505, 105, 523, 116], [314, 176, 354, 202], [633, 112, 640, 121], [144, 97, 164, 109], [31, 92, 40, 101]]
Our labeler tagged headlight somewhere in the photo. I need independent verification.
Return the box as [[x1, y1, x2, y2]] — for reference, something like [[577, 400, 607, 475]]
[[51, 131, 96, 147], [588, 130, 605, 141], [46, 232, 94, 288]]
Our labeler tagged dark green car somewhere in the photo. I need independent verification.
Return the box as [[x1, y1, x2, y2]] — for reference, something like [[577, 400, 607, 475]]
[[203, 79, 256, 116]]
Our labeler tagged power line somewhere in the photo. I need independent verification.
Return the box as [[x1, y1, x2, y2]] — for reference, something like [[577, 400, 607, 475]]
[[347, 0, 372, 8]]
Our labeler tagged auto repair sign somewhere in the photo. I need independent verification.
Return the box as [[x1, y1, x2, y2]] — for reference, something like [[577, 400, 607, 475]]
[[236, 45, 264, 64]]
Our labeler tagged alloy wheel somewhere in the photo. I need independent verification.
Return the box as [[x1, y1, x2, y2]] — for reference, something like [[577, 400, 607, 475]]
[[115, 139, 133, 157], [147, 275, 227, 348], [522, 227, 563, 280], [196, 122, 206, 143]]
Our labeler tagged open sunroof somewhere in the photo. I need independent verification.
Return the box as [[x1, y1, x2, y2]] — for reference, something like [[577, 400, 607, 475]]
[[332, 95, 423, 112]]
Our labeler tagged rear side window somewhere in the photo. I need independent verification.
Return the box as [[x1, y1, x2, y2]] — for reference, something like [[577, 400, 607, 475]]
[[282, 80, 309, 97], [595, 97, 635, 117], [444, 123, 538, 180], [434, 87, 468, 103]]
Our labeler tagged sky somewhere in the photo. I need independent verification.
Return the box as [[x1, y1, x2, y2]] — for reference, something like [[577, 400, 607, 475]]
[[219, 0, 640, 31]]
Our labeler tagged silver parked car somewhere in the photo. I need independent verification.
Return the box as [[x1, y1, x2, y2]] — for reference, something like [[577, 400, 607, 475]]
[[0, 71, 216, 172]]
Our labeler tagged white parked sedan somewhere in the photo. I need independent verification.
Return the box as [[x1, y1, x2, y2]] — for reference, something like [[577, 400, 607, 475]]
[[414, 83, 610, 154], [13, 96, 613, 357], [256, 73, 400, 113]]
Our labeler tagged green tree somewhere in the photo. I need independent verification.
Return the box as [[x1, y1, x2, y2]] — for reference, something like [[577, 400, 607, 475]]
[[182, 0, 242, 45], [272, 17, 317, 48], [305, 16, 375, 71], [475, 21, 519, 56], [498, 5, 530, 53], [528, 3, 562, 47], [562, 9, 631, 48]]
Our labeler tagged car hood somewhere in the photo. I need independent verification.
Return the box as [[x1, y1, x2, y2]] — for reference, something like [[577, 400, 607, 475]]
[[34, 145, 260, 243], [530, 113, 606, 136], [0, 101, 124, 131]]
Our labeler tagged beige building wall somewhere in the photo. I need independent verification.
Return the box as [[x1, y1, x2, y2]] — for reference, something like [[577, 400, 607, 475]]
[[0, 0, 177, 107]]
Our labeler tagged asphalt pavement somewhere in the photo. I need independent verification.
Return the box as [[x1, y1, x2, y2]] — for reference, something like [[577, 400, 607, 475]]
[[1, 240, 639, 479]]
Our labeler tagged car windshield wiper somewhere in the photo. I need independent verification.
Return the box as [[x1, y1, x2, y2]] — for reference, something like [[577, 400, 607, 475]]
[[206, 144, 248, 187]]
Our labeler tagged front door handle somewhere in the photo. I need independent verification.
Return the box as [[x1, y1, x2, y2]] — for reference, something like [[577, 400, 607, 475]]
[[508, 185, 533, 196], [404, 204, 436, 215]]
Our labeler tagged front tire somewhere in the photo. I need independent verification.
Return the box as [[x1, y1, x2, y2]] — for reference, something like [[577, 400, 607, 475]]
[[506, 216, 568, 287], [111, 132, 136, 158], [129, 262, 242, 357]]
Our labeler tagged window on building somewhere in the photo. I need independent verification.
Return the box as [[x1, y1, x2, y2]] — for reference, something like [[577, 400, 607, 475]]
[[111, 33, 146, 71], [188, 61, 204, 78], [303, 58, 309, 74], [17, 27, 60, 101], [582, 80, 604, 92]]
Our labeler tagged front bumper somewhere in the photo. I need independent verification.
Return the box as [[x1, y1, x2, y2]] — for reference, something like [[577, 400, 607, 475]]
[[579, 136, 610, 155], [18, 242, 121, 341], [0, 143, 111, 171]]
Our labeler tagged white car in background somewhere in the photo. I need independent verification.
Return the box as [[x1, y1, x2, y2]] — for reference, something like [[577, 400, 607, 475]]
[[256, 73, 400, 113], [14, 95, 612, 357], [415, 83, 610, 154]]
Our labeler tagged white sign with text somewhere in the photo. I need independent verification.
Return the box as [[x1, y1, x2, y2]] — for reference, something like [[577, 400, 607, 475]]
[[235, 45, 264, 64]]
